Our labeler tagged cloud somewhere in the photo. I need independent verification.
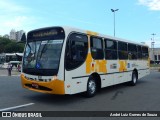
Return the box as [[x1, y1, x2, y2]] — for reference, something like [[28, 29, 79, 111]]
[[4, 16, 28, 28], [0, 0, 35, 35], [68, 17, 103, 26], [0, 16, 33, 35], [138, 0, 160, 10], [51, 12, 104, 27], [0, 0, 26, 13]]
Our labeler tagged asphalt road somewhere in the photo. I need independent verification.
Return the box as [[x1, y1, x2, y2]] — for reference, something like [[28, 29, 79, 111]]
[[0, 70, 160, 120]]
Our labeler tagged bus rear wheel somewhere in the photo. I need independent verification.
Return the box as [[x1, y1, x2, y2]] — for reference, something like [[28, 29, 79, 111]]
[[129, 71, 137, 86], [84, 76, 97, 97]]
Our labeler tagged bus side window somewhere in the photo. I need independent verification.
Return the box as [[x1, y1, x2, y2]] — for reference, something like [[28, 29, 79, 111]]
[[142, 46, 149, 60], [118, 41, 128, 60], [128, 43, 137, 60], [65, 33, 88, 70], [137, 46, 142, 59], [90, 37, 104, 60], [105, 39, 117, 60]]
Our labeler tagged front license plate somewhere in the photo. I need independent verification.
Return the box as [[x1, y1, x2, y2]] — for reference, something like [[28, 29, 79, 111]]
[[32, 83, 39, 89]]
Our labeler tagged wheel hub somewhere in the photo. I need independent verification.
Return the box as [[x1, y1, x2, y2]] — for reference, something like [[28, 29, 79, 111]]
[[88, 80, 96, 94]]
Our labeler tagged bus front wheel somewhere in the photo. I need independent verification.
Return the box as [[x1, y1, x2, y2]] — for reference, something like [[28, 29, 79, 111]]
[[84, 76, 97, 97]]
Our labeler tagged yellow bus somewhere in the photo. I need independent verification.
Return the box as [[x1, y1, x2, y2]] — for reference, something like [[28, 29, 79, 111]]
[[21, 26, 150, 97]]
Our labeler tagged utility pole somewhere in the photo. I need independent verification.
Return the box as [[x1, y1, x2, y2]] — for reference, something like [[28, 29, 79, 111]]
[[111, 9, 119, 37], [151, 33, 156, 65]]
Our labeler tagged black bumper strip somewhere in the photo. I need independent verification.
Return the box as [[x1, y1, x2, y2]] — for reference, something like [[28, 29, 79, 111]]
[[72, 68, 150, 79]]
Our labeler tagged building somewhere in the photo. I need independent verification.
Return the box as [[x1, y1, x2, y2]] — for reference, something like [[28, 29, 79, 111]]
[[9, 29, 25, 41], [149, 48, 160, 64], [16, 30, 24, 42], [10, 29, 16, 40]]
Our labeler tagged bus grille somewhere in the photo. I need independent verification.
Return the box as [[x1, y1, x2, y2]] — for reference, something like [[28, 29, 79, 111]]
[[25, 84, 52, 91]]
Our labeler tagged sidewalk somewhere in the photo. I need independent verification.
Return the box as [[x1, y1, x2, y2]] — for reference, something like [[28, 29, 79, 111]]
[[0, 68, 21, 76], [150, 67, 160, 71]]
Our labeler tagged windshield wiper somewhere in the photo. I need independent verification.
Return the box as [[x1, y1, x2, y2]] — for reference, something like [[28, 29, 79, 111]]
[[26, 43, 31, 57], [39, 41, 49, 59]]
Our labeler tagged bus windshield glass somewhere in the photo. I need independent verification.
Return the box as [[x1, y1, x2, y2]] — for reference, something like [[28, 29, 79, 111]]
[[22, 27, 65, 76], [23, 40, 63, 69]]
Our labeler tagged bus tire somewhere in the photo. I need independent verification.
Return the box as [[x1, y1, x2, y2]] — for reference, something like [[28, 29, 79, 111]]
[[84, 76, 97, 98], [129, 71, 137, 86]]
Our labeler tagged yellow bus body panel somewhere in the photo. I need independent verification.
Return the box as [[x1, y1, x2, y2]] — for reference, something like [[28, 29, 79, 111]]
[[21, 74, 65, 95]]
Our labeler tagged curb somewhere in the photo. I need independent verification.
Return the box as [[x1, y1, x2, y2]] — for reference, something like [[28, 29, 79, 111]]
[[0, 75, 20, 77]]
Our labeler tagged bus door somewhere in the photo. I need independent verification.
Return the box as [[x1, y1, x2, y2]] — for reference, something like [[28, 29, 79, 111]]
[[65, 33, 88, 94]]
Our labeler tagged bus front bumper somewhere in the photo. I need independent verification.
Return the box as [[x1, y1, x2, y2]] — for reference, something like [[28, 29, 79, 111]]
[[21, 74, 65, 95]]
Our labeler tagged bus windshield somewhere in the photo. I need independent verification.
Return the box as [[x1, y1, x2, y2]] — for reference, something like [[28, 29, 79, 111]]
[[23, 40, 63, 70], [22, 27, 65, 76]]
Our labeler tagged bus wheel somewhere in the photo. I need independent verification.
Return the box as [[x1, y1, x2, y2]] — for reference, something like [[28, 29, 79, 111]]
[[129, 71, 137, 86], [85, 76, 97, 97]]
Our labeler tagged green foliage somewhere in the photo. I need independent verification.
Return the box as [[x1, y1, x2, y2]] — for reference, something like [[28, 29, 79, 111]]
[[0, 37, 25, 53]]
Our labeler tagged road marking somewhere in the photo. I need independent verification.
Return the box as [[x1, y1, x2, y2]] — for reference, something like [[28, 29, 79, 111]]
[[0, 103, 34, 111]]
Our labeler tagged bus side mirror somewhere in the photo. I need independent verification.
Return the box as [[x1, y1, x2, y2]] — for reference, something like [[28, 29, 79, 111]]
[[21, 33, 26, 43]]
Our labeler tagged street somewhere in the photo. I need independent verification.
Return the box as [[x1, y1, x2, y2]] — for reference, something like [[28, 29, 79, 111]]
[[0, 70, 160, 120]]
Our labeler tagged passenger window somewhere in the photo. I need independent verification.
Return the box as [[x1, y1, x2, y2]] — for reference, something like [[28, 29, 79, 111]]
[[142, 46, 149, 60], [105, 39, 117, 60], [137, 46, 142, 59], [90, 37, 104, 60], [128, 44, 137, 60], [66, 33, 88, 70], [118, 42, 128, 60]]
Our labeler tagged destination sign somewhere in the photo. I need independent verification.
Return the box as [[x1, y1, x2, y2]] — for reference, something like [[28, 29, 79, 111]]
[[33, 31, 58, 38], [27, 27, 65, 41]]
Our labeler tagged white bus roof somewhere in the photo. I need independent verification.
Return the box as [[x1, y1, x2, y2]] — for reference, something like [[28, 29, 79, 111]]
[[62, 26, 148, 47], [28, 26, 148, 47]]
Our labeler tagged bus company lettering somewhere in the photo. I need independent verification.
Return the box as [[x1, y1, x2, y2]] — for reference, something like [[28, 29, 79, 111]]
[[110, 63, 117, 69]]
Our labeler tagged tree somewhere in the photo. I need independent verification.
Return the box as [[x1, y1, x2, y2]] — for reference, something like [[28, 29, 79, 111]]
[[0, 37, 10, 53], [0, 37, 25, 53]]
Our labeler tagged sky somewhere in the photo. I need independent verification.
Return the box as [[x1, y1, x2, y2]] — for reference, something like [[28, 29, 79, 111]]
[[0, 0, 160, 48]]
